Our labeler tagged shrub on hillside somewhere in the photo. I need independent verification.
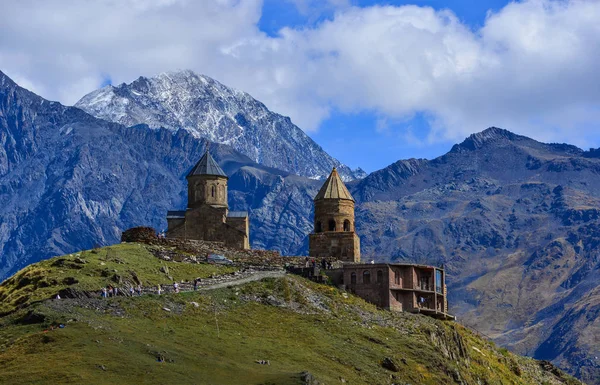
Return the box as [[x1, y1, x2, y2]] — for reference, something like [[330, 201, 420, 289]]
[[121, 227, 157, 244]]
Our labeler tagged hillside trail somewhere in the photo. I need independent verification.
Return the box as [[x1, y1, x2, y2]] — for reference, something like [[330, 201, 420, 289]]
[[94, 268, 287, 298]]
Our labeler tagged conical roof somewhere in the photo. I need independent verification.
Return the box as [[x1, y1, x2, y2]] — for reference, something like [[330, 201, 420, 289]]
[[187, 151, 227, 178], [314, 168, 354, 201]]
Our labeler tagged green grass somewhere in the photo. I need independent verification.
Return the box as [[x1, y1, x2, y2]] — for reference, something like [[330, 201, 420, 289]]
[[0, 243, 237, 314], [0, 244, 583, 385]]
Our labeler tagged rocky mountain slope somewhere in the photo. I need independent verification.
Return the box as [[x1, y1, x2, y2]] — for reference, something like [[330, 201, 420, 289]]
[[75, 70, 365, 181], [0, 242, 583, 384], [0, 69, 318, 281], [352, 127, 600, 383], [1, 70, 599, 382]]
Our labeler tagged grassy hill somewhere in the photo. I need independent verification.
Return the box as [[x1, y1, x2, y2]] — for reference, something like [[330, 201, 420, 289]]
[[0, 243, 584, 384]]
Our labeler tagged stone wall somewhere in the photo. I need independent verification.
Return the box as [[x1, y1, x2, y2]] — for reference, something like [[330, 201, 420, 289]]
[[309, 232, 360, 262], [314, 199, 355, 232], [166, 205, 248, 249], [187, 175, 228, 208]]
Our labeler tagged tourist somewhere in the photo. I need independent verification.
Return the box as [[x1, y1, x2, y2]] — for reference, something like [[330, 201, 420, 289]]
[[101, 287, 107, 298], [55, 294, 61, 300], [173, 282, 179, 294], [311, 259, 316, 268], [137, 284, 142, 296], [114, 287, 119, 296], [327, 261, 332, 270], [321, 258, 327, 269], [107, 285, 113, 297], [157, 285, 162, 295], [193, 279, 198, 291], [129, 287, 135, 296]]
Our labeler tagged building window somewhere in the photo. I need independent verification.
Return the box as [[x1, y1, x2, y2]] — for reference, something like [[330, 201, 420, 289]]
[[395, 270, 400, 285], [350, 272, 356, 284], [377, 270, 383, 283], [343, 219, 351, 231], [328, 219, 336, 231], [363, 270, 371, 284], [211, 185, 216, 198], [419, 273, 432, 291], [315, 221, 322, 233], [435, 270, 443, 294]]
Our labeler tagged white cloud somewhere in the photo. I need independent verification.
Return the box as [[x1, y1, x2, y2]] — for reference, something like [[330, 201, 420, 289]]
[[1, 0, 599, 147]]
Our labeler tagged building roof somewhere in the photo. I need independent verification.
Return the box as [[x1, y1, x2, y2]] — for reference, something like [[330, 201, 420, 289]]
[[167, 210, 186, 219], [314, 168, 355, 202], [187, 151, 227, 178], [227, 211, 248, 218]]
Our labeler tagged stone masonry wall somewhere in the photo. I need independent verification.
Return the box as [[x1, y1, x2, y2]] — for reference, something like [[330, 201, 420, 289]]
[[314, 199, 355, 232], [309, 232, 360, 262]]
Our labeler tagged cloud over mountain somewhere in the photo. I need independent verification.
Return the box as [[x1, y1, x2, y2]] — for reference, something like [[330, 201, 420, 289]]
[[1, 0, 599, 145]]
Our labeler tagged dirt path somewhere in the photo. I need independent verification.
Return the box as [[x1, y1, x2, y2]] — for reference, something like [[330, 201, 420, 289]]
[[196, 270, 286, 291]]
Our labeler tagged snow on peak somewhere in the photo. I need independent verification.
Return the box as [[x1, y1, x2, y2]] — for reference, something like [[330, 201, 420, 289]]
[[75, 70, 361, 180]]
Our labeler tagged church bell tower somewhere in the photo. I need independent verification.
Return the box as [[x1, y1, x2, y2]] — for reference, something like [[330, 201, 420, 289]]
[[309, 168, 360, 262]]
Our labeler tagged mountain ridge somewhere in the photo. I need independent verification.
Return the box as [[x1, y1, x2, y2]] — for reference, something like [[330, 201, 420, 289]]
[[75, 69, 365, 181], [1, 69, 599, 382]]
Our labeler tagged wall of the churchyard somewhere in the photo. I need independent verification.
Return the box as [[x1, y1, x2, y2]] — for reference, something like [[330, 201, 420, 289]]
[[187, 175, 228, 208], [167, 218, 185, 232], [314, 199, 355, 233], [309, 232, 360, 262], [166, 205, 248, 249]]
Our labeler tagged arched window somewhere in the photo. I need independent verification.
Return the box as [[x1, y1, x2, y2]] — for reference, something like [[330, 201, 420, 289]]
[[344, 219, 351, 231], [211, 185, 216, 198], [363, 270, 371, 284], [315, 221, 322, 233], [328, 219, 336, 231], [350, 272, 356, 284], [377, 270, 383, 283]]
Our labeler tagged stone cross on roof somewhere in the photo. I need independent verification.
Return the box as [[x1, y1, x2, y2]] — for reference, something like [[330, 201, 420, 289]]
[[314, 167, 355, 201]]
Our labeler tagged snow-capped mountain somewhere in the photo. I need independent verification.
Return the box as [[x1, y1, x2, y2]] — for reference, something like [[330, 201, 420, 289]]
[[75, 70, 365, 181]]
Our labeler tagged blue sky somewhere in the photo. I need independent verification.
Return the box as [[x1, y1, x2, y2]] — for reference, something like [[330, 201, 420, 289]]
[[258, 0, 510, 171], [2, 0, 599, 174]]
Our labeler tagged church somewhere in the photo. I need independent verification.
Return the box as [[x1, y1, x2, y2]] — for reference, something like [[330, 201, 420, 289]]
[[165, 151, 250, 249], [309, 167, 360, 262]]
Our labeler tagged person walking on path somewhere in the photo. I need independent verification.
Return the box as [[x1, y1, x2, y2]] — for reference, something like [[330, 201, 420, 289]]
[[114, 287, 119, 296], [137, 284, 142, 296], [157, 285, 162, 295], [107, 285, 113, 297], [129, 287, 135, 296], [101, 287, 107, 298], [173, 282, 180, 294], [193, 279, 198, 291]]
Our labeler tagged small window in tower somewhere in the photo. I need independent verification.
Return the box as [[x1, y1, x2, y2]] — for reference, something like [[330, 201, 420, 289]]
[[328, 219, 336, 231], [350, 272, 356, 284], [343, 219, 351, 231], [211, 185, 215, 198], [395, 270, 400, 285], [377, 270, 383, 283], [316, 221, 322, 233], [363, 270, 371, 284]]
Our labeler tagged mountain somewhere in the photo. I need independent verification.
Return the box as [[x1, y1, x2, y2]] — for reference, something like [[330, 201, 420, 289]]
[[75, 70, 365, 181], [352, 127, 600, 383], [1, 70, 599, 382], [0, 242, 583, 384], [0, 69, 318, 281]]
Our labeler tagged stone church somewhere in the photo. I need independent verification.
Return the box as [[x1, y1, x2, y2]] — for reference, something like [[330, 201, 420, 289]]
[[166, 151, 250, 249], [309, 168, 360, 262]]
